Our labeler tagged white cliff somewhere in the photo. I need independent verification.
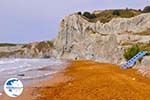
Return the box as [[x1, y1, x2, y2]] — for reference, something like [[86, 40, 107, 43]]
[[54, 13, 150, 64]]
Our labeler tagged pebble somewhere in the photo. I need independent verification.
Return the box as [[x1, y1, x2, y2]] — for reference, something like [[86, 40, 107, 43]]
[[68, 83, 73, 86], [132, 78, 136, 81]]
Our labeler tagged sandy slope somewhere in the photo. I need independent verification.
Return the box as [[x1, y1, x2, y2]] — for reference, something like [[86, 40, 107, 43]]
[[1, 60, 150, 100], [35, 60, 150, 100]]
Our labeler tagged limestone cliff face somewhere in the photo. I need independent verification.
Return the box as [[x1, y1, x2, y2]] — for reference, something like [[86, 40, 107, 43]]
[[1, 13, 150, 65], [0, 41, 55, 58], [138, 56, 150, 77], [54, 13, 150, 64]]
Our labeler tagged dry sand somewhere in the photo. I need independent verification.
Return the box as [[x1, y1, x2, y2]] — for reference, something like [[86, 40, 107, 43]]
[[1, 60, 150, 100]]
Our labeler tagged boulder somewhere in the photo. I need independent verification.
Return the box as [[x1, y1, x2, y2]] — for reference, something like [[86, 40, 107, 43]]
[[138, 56, 150, 77]]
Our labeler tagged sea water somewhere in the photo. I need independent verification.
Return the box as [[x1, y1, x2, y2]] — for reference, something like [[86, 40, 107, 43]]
[[0, 58, 68, 90]]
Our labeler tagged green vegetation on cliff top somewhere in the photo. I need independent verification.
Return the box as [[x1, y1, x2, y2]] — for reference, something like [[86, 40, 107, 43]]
[[0, 43, 17, 47], [78, 6, 150, 23]]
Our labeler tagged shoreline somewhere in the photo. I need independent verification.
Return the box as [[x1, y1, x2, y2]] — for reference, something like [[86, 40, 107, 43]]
[[1, 60, 150, 100], [0, 69, 71, 100], [0, 61, 71, 100]]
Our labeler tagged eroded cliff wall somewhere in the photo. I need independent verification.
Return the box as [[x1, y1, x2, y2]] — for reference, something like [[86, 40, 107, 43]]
[[54, 13, 150, 64]]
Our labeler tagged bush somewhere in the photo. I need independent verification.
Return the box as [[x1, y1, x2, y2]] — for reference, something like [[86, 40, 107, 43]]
[[126, 8, 129, 11], [83, 12, 96, 19], [143, 6, 150, 13], [90, 14, 96, 19], [124, 45, 140, 60], [47, 41, 53, 47], [77, 12, 82, 15], [120, 10, 134, 18], [112, 10, 120, 16], [83, 12, 91, 18], [138, 9, 142, 12]]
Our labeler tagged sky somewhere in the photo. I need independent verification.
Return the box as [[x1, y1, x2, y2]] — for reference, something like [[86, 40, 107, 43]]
[[0, 0, 149, 43]]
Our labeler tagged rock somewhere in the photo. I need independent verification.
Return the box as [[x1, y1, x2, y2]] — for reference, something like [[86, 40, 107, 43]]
[[54, 13, 150, 64], [0, 41, 54, 58], [138, 56, 150, 77], [0, 12, 150, 66], [132, 78, 136, 81], [18, 74, 25, 76]]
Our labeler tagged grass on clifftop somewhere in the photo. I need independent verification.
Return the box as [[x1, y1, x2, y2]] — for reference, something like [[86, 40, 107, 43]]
[[78, 6, 150, 23], [0, 43, 17, 47], [79, 9, 141, 23]]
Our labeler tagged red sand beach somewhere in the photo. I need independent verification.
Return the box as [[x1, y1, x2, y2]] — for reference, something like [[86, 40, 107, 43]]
[[1, 60, 150, 100]]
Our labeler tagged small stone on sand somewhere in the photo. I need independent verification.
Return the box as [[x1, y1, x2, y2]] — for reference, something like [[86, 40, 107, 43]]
[[132, 78, 135, 81], [68, 83, 73, 86]]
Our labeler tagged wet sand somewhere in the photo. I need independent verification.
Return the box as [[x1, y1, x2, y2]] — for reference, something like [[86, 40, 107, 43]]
[[1, 60, 150, 100]]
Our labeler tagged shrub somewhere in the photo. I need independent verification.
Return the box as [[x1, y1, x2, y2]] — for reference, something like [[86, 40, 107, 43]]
[[77, 12, 82, 15], [112, 10, 120, 16], [138, 9, 142, 12], [47, 41, 53, 47], [119, 10, 134, 18], [142, 6, 150, 13], [90, 14, 96, 19], [83, 12, 91, 18], [124, 45, 140, 60], [126, 8, 129, 11], [83, 12, 96, 19], [0, 43, 17, 47]]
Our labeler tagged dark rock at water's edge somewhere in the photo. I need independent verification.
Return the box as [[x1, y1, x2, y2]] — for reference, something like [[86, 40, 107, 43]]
[[18, 74, 25, 77]]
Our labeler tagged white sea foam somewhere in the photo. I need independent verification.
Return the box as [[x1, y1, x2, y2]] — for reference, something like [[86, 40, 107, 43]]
[[0, 58, 68, 89], [20, 71, 58, 80], [0, 59, 66, 72]]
